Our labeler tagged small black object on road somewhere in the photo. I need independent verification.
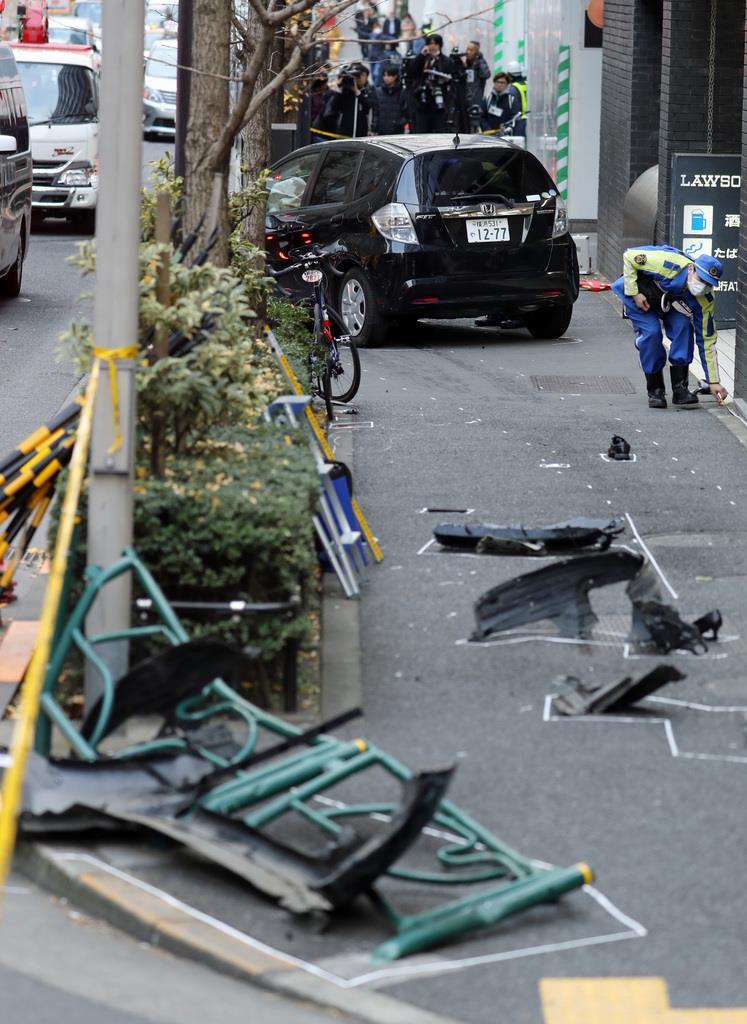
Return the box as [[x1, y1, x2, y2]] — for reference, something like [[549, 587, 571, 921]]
[[607, 435, 632, 460]]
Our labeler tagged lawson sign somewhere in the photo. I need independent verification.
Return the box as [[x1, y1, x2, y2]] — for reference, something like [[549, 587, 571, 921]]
[[670, 153, 740, 325]]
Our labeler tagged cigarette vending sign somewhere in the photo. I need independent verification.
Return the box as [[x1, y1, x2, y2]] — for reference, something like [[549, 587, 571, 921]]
[[670, 153, 740, 325]]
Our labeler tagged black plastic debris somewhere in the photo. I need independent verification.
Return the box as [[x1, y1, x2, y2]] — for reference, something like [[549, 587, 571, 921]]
[[553, 665, 686, 716], [472, 552, 719, 653], [472, 550, 643, 640], [435, 516, 625, 556], [20, 750, 454, 915], [626, 562, 708, 654], [81, 639, 259, 742], [607, 435, 632, 461], [694, 609, 722, 640]]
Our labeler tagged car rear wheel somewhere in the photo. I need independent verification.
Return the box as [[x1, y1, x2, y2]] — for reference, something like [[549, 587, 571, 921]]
[[338, 268, 387, 348], [524, 305, 573, 339], [0, 234, 24, 298]]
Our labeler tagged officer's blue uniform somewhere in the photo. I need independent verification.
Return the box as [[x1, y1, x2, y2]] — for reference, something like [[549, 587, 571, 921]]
[[611, 245, 719, 381]]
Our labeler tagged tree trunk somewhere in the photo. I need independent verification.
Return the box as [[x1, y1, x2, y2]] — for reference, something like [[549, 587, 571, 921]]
[[183, 0, 231, 265], [243, 6, 273, 253]]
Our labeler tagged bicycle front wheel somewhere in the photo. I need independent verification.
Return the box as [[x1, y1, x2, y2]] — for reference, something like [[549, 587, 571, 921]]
[[326, 339, 361, 403]]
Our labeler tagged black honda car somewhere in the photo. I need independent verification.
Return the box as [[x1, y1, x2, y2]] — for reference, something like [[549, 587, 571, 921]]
[[265, 135, 579, 346]]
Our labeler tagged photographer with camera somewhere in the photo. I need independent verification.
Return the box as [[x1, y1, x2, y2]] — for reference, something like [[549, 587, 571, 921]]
[[318, 66, 372, 137], [462, 41, 491, 133], [407, 33, 455, 133]]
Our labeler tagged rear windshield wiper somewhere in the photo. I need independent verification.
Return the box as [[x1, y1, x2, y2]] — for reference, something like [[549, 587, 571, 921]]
[[441, 192, 516, 208]]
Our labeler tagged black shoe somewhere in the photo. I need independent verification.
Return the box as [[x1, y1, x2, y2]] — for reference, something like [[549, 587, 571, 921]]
[[670, 365, 699, 407], [608, 435, 632, 460], [645, 371, 667, 409]]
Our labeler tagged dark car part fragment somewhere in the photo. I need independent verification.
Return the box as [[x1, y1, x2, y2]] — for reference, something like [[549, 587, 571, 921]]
[[473, 551, 719, 653], [694, 609, 722, 640], [435, 516, 625, 556], [607, 435, 632, 460], [472, 550, 643, 641], [626, 562, 709, 654], [552, 665, 686, 716]]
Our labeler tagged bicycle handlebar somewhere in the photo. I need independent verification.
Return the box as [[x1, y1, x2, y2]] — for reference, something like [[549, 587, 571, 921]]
[[267, 244, 345, 278]]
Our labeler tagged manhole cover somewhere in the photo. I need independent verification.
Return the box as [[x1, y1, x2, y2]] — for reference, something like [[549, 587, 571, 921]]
[[531, 375, 636, 394]]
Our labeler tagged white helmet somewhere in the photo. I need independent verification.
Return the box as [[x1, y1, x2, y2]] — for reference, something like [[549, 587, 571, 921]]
[[506, 61, 523, 75]]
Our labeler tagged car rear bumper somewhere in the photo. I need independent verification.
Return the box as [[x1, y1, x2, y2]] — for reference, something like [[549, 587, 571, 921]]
[[366, 238, 578, 318]]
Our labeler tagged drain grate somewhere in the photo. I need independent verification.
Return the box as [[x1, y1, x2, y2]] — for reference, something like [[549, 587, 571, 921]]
[[531, 374, 637, 395]]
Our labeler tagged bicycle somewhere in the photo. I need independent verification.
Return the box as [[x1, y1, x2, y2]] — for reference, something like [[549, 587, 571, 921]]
[[269, 246, 361, 420]]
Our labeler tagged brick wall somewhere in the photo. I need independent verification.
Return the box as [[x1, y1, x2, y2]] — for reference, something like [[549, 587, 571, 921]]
[[657, 0, 744, 242], [597, 0, 663, 280]]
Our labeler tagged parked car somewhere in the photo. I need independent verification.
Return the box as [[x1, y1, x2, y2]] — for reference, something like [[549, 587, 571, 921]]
[[143, 37, 177, 139], [0, 45, 32, 296], [265, 135, 579, 345], [12, 40, 99, 233]]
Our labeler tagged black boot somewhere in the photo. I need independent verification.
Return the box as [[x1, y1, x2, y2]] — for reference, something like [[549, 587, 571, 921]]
[[670, 365, 699, 407], [645, 371, 667, 409]]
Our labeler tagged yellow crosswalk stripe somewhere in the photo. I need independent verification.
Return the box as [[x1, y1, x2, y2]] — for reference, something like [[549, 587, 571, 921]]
[[540, 978, 747, 1023]]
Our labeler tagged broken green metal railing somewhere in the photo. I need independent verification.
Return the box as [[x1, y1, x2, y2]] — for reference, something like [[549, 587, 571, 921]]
[[34, 546, 593, 961]]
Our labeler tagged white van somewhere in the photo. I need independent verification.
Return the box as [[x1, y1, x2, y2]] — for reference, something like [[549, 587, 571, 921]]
[[0, 45, 32, 297], [11, 42, 98, 232]]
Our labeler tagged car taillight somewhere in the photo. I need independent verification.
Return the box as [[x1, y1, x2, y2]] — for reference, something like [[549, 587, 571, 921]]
[[371, 202, 418, 244], [552, 197, 568, 238]]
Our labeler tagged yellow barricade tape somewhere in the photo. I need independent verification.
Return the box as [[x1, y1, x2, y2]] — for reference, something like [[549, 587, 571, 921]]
[[310, 127, 348, 140], [92, 345, 139, 454], [0, 361, 101, 895]]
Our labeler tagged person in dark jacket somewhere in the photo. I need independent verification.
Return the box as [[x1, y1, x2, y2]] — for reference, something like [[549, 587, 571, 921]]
[[375, 64, 407, 134], [462, 40, 490, 129], [309, 71, 333, 134], [481, 71, 519, 131], [352, 63, 379, 133], [408, 33, 454, 133], [320, 70, 372, 137]]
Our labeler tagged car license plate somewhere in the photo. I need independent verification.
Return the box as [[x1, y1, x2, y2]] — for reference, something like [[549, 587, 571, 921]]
[[466, 218, 510, 243]]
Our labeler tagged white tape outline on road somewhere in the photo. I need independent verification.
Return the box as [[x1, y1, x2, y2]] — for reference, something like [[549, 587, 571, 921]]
[[52, 840, 646, 990], [543, 693, 747, 765]]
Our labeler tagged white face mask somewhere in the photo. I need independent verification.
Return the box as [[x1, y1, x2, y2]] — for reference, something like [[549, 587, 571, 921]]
[[688, 275, 708, 297]]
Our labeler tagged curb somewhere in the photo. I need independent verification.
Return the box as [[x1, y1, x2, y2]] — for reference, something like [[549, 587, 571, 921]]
[[16, 841, 460, 1024]]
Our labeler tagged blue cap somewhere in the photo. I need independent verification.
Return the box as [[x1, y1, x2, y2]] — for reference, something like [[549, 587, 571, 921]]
[[693, 253, 723, 288]]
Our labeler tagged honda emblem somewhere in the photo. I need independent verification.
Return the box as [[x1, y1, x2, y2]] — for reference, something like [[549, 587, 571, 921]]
[[480, 202, 499, 216]]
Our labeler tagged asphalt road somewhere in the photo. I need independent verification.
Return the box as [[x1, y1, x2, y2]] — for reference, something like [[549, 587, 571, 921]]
[[0, 139, 170, 459], [0, 873, 348, 1024], [128, 292, 747, 1022]]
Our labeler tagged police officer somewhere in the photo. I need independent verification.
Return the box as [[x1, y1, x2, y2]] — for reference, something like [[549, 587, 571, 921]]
[[611, 245, 728, 409], [505, 60, 527, 138]]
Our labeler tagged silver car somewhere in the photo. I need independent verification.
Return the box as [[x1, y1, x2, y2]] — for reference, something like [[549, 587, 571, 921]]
[[143, 38, 177, 138]]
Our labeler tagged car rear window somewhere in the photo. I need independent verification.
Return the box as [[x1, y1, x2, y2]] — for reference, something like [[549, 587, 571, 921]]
[[402, 148, 558, 206]]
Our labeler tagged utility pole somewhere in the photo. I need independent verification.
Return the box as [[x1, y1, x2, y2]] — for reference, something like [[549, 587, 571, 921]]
[[85, 0, 145, 704], [174, 0, 193, 181]]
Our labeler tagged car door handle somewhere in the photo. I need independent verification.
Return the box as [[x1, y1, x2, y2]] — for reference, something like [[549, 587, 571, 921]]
[[330, 214, 344, 226]]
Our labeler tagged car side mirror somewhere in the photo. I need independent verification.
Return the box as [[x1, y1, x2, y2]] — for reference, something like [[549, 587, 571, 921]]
[[0, 135, 17, 154]]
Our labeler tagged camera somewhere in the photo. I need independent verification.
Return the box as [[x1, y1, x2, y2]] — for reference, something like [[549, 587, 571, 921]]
[[338, 65, 356, 90]]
